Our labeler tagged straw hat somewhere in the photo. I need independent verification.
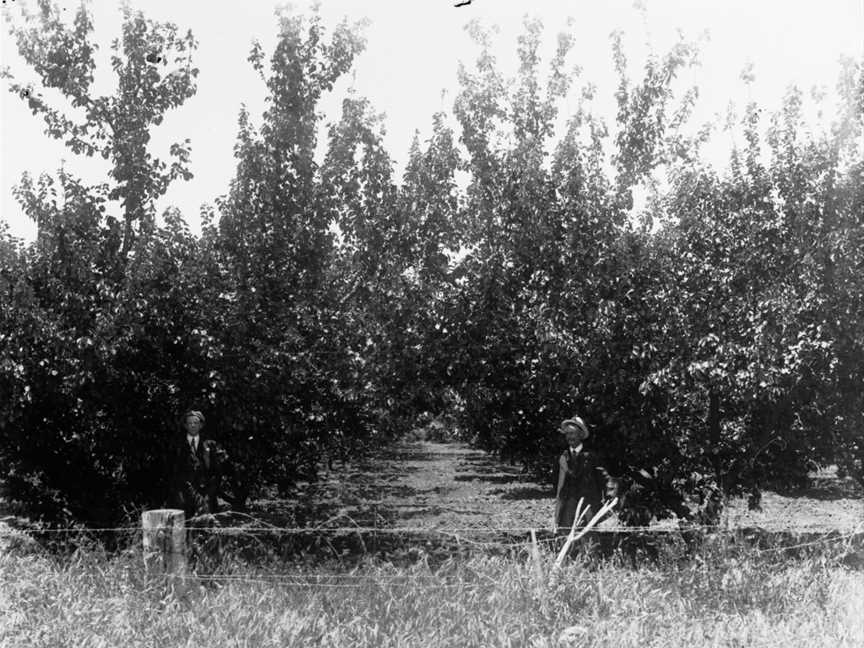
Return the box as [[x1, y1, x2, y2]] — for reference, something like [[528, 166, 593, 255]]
[[559, 416, 589, 441]]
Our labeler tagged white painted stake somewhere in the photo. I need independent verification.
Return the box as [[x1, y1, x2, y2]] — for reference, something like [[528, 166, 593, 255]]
[[552, 497, 618, 576]]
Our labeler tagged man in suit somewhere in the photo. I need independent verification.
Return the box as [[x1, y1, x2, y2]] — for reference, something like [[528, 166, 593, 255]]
[[170, 409, 222, 519], [554, 416, 616, 533]]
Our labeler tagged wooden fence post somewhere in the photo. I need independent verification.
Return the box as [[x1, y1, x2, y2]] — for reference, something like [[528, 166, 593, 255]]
[[142, 509, 188, 594]]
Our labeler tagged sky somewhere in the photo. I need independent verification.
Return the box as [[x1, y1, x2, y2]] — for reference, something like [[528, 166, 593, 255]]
[[1, 0, 863, 242]]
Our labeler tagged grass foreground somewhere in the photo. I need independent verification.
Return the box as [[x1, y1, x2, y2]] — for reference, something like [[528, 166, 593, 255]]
[[1, 535, 863, 648]]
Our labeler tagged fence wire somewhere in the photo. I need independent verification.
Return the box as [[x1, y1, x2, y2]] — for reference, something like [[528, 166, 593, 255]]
[[3, 522, 861, 559], [1, 522, 860, 534]]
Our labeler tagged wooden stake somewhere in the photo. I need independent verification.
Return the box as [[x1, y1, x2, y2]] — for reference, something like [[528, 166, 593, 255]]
[[529, 528, 550, 613], [529, 529, 544, 586], [142, 508, 188, 595]]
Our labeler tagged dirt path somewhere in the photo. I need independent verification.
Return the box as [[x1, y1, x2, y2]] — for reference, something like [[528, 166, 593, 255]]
[[256, 441, 553, 533], [359, 441, 555, 531], [264, 441, 864, 534]]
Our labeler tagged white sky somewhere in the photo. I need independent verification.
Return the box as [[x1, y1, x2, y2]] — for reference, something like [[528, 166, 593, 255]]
[[2, 0, 863, 241]]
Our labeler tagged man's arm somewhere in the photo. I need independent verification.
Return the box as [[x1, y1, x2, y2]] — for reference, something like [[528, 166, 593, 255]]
[[202, 441, 223, 512], [553, 453, 568, 529]]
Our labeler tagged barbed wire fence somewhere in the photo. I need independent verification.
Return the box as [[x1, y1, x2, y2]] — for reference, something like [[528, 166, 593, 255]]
[[1, 509, 862, 616], [4, 512, 862, 535], [2, 509, 862, 566]]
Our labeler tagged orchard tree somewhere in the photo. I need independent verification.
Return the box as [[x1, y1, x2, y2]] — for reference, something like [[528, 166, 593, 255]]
[[448, 18, 579, 462], [0, 0, 199, 523], [211, 7, 374, 504], [395, 112, 465, 414], [438, 18, 864, 526], [445, 19, 705, 501], [591, 59, 864, 521], [825, 60, 864, 486], [2, 0, 197, 264]]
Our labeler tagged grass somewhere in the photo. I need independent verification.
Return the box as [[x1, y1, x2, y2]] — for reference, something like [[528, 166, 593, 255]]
[[1, 535, 862, 648], [2, 443, 862, 647]]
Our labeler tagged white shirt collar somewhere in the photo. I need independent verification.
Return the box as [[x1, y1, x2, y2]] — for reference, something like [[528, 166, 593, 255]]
[[569, 443, 583, 455], [187, 434, 199, 448]]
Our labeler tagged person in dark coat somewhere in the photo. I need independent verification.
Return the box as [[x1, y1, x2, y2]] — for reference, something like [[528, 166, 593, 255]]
[[554, 416, 615, 534], [169, 409, 221, 519]]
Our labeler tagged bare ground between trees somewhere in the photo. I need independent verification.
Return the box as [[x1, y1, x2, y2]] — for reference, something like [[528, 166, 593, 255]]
[[253, 440, 864, 536], [2, 440, 861, 559]]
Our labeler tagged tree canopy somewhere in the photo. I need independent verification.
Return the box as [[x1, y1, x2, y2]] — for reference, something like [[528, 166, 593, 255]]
[[2, 2, 862, 526]]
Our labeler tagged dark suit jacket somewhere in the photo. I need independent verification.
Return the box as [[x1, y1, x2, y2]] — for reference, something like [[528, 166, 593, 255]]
[[169, 435, 221, 499], [555, 448, 613, 531]]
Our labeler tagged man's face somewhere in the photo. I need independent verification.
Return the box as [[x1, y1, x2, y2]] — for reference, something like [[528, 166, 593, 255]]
[[562, 425, 583, 446], [185, 415, 202, 436]]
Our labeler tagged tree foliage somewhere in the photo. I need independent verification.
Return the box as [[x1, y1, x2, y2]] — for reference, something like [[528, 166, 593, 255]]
[[2, 3, 863, 526], [438, 19, 864, 524]]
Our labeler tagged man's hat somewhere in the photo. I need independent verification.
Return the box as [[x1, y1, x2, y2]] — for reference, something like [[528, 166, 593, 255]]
[[182, 409, 205, 425], [559, 416, 589, 441]]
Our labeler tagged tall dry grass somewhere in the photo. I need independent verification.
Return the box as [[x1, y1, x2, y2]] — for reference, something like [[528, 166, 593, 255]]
[[0, 534, 862, 648]]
